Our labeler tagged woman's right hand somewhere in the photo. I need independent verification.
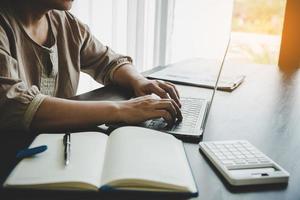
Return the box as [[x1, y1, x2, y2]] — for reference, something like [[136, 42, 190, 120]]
[[116, 95, 182, 127]]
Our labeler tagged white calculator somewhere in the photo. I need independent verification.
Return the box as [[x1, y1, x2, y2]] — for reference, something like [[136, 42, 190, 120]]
[[199, 140, 289, 186]]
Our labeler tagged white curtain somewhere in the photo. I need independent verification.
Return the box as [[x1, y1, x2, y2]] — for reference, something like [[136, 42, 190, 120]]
[[71, 0, 159, 94]]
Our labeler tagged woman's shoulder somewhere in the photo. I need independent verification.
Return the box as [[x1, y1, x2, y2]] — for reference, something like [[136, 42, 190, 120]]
[[49, 10, 88, 40], [49, 10, 81, 28]]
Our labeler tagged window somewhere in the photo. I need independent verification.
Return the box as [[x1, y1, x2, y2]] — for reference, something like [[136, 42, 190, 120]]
[[71, 0, 287, 94], [230, 0, 286, 64], [169, 0, 233, 63], [168, 0, 286, 65]]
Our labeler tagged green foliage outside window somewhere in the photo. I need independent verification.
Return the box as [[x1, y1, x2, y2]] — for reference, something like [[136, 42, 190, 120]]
[[232, 0, 286, 35]]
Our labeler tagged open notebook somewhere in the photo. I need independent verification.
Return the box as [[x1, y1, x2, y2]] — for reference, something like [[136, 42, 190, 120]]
[[3, 127, 198, 197]]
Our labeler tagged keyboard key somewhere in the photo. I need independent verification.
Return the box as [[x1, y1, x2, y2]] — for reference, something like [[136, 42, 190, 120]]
[[147, 97, 205, 134]]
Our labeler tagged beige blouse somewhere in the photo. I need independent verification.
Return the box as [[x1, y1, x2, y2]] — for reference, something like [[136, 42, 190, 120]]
[[0, 4, 132, 131]]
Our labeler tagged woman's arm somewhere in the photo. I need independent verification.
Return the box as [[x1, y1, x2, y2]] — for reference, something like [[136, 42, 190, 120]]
[[31, 64, 183, 132], [30, 13, 182, 132], [31, 97, 119, 132], [75, 16, 181, 108], [31, 95, 182, 132]]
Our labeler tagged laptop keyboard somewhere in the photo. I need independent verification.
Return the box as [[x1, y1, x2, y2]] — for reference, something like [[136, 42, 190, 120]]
[[146, 97, 206, 134]]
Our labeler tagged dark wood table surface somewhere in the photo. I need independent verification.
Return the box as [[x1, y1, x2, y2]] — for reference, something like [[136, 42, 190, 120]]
[[1, 60, 299, 200], [184, 62, 300, 200]]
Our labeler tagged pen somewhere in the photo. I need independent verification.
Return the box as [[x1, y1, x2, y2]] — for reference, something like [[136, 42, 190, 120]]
[[63, 133, 71, 166], [16, 145, 48, 159]]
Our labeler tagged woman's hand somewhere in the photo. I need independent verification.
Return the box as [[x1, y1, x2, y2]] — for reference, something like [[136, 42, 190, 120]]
[[111, 64, 181, 107], [111, 65, 182, 125], [117, 95, 182, 127], [131, 77, 182, 108]]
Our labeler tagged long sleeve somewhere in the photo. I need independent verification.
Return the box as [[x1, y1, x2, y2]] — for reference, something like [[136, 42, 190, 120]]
[[0, 24, 46, 132], [77, 17, 132, 85], [0, 9, 134, 132]]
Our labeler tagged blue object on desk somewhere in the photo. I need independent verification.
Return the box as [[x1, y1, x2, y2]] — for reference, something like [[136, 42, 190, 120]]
[[16, 145, 48, 159]]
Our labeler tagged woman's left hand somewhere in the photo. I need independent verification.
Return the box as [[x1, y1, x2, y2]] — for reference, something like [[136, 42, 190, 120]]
[[131, 78, 181, 108]]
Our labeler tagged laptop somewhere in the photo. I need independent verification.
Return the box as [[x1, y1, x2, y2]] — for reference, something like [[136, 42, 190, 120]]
[[143, 37, 231, 143]]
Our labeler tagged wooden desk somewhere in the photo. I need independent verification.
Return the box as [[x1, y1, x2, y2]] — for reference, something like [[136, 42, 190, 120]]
[[1, 62, 299, 200], [184, 62, 300, 200]]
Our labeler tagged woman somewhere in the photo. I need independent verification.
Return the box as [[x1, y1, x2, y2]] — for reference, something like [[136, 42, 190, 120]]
[[0, 0, 182, 132]]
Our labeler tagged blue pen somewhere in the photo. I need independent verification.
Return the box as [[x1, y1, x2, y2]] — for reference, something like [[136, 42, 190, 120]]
[[16, 145, 48, 159]]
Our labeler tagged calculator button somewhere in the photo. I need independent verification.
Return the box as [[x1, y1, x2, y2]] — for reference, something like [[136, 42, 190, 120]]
[[259, 160, 272, 164], [234, 159, 247, 165], [222, 161, 235, 166], [245, 154, 255, 158]]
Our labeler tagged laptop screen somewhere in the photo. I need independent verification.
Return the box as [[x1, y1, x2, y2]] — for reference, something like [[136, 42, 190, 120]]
[[201, 36, 231, 133], [206, 36, 231, 117], [147, 35, 231, 107]]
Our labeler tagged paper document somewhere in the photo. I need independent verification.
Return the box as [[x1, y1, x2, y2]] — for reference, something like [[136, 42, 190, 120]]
[[148, 59, 245, 92]]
